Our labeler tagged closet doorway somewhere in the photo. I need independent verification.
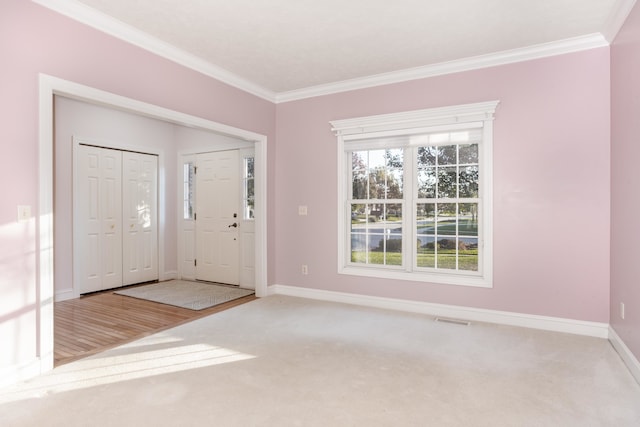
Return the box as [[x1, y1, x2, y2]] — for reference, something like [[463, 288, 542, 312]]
[[74, 142, 159, 294]]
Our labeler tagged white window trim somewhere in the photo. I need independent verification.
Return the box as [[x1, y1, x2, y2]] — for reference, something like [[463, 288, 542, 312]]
[[331, 101, 499, 288]]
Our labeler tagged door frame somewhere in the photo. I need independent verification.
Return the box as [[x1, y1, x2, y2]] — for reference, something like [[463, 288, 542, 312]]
[[38, 74, 268, 374]]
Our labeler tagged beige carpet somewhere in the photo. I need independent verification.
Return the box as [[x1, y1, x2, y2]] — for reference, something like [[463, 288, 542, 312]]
[[114, 280, 254, 310], [1, 295, 639, 426]]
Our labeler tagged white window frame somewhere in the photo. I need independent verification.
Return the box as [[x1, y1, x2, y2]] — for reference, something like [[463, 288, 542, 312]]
[[331, 101, 499, 288]]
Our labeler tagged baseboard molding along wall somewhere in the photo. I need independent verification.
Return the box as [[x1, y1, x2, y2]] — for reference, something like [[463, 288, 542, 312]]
[[268, 284, 609, 338], [160, 270, 179, 281], [55, 271, 179, 302], [609, 326, 640, 385], [55, 289, 75, 302]]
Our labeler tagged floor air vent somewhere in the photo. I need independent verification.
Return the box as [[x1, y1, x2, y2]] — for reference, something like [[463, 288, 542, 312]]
[[434, 317, 470, 326]]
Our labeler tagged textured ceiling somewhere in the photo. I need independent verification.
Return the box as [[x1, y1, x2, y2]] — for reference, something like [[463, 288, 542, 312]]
[[72, 0, 620, 94]]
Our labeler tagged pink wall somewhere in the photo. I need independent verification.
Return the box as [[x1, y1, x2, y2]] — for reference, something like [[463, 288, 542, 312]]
[[0, 0, 275, 372], [0, 0, 618, 380], [611, 2, 640, 361], [275, 48, 611, 322]]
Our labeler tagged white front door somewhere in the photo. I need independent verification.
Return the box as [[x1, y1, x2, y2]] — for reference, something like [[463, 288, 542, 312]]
[[76, 145, 123, 294], [195, 150, 240, 285], [122, 151, 158, 285]]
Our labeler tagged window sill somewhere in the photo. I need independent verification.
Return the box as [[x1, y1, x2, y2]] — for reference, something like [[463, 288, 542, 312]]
[[339, 265, 492, 288]]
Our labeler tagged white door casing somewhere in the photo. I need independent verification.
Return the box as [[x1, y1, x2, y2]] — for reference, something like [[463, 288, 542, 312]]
[[75, 144, 123, 294], [122, 151, 159, 285], [196, 150, 240, 285]]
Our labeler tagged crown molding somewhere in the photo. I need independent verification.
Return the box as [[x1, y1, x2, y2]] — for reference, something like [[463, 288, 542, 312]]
[[275, 33, 609, 103], [32, 0, 277, 102], [34, 1, 614, 105], [602, 0, 637, 42]]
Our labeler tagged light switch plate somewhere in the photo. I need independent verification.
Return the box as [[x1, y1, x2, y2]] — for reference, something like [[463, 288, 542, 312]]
[[298, 205, 308, 216], [17, 205, 31, 222]]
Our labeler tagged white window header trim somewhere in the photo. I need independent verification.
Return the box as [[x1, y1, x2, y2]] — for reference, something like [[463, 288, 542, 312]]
[[330, 101, 499, 137]]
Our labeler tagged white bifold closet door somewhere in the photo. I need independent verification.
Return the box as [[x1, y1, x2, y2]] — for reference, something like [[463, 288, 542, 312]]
[[122, 151, 158, 286], [76, 144, 158, 294]]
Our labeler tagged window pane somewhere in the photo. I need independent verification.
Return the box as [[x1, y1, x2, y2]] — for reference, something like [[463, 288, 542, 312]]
[[352, 169, 368, 199], [246, 157, 255, 178], [459, 203, 478, 236], [459, 166, 479, 198], [387, 169, 403, 199], [385, 148, 403, 168], [183, 162, 195, 220], [385, 237, 402, 265], [243, 156, 255, 220], [417, 146, 437, 167], [369, 228, 386, 265], [352, 151, 368, 170], [386, 203, 403, 228], [246, 177, 254, 200], [459, 237, 478, 271], [417, 203, 435, 268], [437, 167, 457, 198], [418, 168, 436, 198], [417, 235, 435, 268], [351, 203, 367, 230], [459, 144, 478, 164], [245, 197, 255, 219], [351, 233, 368, 263], [437, 238, 457, 270], [438, 145, 457, 165], [437, 203, 457, 235], [368, 169, 386, 199]]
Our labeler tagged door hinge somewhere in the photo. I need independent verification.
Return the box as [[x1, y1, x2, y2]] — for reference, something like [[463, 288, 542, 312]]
[[194, 166, 197, 174], [194, 212, 197, 221], [194, 259, 197, 267]]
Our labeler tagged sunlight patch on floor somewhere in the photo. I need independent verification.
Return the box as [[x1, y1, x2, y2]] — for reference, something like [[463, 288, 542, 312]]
[[0, 342, 255, 404]]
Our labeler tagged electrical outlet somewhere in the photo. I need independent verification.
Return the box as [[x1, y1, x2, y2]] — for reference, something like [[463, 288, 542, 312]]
[[301, 264, 308, 275], [620, 302, 625, 320]]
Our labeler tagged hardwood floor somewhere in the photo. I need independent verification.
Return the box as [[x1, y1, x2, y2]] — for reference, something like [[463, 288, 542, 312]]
[[54, 285, 256, 366]]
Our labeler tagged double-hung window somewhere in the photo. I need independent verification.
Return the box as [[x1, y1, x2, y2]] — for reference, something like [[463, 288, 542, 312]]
[[331, 101, 498, 287]]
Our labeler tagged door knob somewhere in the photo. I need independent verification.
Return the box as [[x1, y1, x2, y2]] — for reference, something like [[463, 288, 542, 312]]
[[228, 222, 238, 228]]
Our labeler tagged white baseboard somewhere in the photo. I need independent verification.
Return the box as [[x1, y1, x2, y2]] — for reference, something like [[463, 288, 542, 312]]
[[161, 270, 179, 281], [268, 284, 610, 338], [56, 272, 178, 303], [55, 289, 75, 302], [609, 326, 640, 385]]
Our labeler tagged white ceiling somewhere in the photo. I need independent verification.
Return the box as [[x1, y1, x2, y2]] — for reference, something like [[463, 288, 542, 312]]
[[38, 0, 634, 101]]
